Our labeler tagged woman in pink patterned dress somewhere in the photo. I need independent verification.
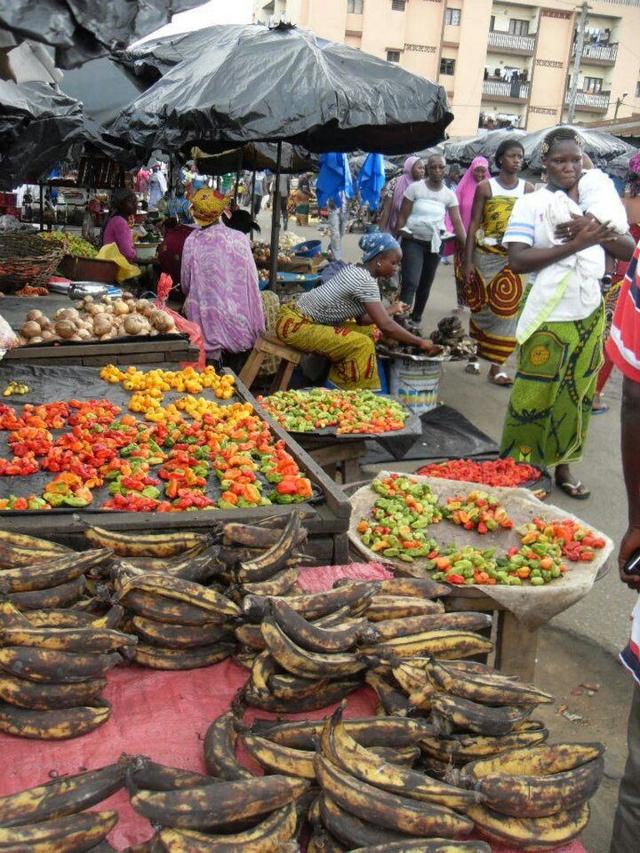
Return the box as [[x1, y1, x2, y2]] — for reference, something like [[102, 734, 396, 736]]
[[181, 188, 265, 364]]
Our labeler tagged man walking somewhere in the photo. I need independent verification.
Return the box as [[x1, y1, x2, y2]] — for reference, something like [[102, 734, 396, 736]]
[[606, 239, 640, 853]]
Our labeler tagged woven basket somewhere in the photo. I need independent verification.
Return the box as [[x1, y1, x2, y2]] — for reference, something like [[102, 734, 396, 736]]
[[0, 233, 65, 294]]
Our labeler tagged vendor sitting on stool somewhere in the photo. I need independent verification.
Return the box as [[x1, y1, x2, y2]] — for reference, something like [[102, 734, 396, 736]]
[[275, 232, 440, 390]]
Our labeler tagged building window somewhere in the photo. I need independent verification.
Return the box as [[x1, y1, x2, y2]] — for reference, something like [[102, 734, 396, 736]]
[[387, 49, 401, 62], [440, 58, 456, 75], [636, 80, 640, 98], [391, 0, 405, 11], [584, 76, 603, 93], [445, 8, 461, 26], [347, 0, 364, 13], [509, 19, 529, 36]]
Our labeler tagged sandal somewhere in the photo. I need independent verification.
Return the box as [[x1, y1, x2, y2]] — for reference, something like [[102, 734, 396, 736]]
[[555, 478, 591, 500], [465, 361, 480, 375], [489, 370, 513, 387], [592, 403, 609, 415]]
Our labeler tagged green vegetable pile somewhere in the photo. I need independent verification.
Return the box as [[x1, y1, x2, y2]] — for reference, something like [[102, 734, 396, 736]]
[[41, 231, 98, 258]]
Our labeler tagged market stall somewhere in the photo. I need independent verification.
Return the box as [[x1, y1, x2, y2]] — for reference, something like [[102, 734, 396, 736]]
[[1, 294, 199, 367], [0, 364, 351, 562]]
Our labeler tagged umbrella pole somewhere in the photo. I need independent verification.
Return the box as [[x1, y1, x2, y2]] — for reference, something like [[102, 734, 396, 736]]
[[233, 149, 243, 206], [269, 141, 283, 290], [250, 169, 256, 241], [39, 184, 44, 232]]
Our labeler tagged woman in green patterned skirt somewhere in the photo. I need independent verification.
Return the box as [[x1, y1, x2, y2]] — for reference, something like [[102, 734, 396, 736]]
[[499, 128, 634, 499]]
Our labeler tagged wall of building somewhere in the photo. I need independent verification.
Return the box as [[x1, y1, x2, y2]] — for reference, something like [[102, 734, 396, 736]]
[[252, 0, 640, 135]]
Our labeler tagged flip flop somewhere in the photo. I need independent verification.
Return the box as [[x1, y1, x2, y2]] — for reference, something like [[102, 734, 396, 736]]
[[592, 404, 610, 415], [556, 479, 591, 500], [465, 361, 480, 375], [489, 371, 514, 387]]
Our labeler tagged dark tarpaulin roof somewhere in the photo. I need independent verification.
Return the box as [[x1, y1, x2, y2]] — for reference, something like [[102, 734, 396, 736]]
[[111, 23, 453, 155], [60, 57, 148, 126], [0, 79, 127, 187], [522, 124, 635, 174], [444, 129, 527, 168], [194, 142, 318, 176], [0, 0, 202, 68]]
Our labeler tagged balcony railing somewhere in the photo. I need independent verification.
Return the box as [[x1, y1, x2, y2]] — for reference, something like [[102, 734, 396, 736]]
[[565, 90, 611, 110], [482, 80, 529, 100], [487, 31, 536, 53], [572, 42, 618, 63]]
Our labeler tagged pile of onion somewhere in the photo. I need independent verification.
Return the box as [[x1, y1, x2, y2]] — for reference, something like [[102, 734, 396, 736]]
[[17, 292, 177, 345]]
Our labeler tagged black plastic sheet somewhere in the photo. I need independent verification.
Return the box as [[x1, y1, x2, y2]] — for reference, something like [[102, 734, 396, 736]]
[[361, 404, 498, 465], [0, 1, 202, 68], [522, 125, 635, 174], [196, 142, 318, 177], [111, 23, 453, 156], [444, 129, 526, 168], [0, 80, 128, 187]]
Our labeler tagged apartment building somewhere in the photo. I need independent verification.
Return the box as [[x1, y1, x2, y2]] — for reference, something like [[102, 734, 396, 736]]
[[253, 0, 640, 136]]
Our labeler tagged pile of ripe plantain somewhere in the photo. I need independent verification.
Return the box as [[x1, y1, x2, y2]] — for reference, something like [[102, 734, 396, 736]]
[[0, 512, 605, 851]]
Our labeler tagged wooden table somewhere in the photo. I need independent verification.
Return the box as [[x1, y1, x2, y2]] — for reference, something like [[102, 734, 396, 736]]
[[297, 435, 368, 484], [0, 369, 352, 565], [2, 295, 199, 366]]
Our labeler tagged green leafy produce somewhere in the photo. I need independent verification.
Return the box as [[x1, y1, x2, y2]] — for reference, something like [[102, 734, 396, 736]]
[[41, 231, 98, 258]]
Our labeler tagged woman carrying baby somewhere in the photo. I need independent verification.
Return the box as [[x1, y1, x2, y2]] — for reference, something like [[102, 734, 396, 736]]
[[499, 127, 634, 499]]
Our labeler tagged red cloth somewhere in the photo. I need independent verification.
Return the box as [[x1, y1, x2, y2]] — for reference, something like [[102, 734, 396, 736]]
[[606, 242, 640, 383], [157, 223, 195, 285], [0, 561, 588, 853]]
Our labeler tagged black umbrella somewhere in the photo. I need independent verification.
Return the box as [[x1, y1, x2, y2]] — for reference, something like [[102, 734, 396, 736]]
[[110, 23, 453, 156], [0, 1, 202, 68], [60, 57, 148, 126], [522, 125, 634, 174], [444, 129, 526, 168], [349, 153, 398, 178], [195, 142, 317, 176], [0, 79, 126, 188]]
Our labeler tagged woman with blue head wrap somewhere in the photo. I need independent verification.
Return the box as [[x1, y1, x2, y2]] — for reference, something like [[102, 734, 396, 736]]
[[275, 231, 440, 390]]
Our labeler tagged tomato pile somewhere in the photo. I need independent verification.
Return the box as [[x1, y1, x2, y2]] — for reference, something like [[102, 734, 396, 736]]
[[258, 389, 408, 435], [0, 367, 313, 512], [443, 490, 514, 534], [417, 457, 542, 487], [356, 474, 605, 586]]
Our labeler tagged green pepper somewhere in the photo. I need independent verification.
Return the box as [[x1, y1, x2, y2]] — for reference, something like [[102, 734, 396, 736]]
[[217, 499, 237, 509], [383, 548, 400, 557], [142, 487, 160, 499], [43, 492, 65, 507], [63, 495, 90, 508]]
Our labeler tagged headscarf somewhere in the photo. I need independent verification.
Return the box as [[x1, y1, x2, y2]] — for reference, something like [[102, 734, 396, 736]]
[[190, 188, 230, 226], [455, 156, 490, 229], [359, 231, 400, 263], [387, 156, 420, 233]]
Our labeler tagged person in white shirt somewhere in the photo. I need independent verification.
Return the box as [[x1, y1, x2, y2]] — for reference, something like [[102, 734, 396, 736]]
[[500, 127, 633, 499], [396, 154, 466, 327]]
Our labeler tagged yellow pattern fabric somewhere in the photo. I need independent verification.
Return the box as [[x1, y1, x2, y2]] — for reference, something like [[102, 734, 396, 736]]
[[275, 303, 380, 391], [477, 195, 516, 252]]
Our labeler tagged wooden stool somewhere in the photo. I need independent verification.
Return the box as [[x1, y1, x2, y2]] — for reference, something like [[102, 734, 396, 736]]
[[239, 333, 302, 392]]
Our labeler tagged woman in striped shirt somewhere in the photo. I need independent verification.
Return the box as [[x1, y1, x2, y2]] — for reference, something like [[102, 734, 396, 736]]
[[276, 232, 439, 390]]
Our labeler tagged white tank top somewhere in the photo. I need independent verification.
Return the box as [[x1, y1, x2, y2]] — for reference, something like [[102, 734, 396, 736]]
[[489, 177, 526, 198]]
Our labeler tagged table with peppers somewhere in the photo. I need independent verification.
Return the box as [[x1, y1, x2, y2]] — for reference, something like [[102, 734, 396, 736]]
[[351, 474, 610, 589], [0, 364, 350, 555], [348, 472, 613, 681]]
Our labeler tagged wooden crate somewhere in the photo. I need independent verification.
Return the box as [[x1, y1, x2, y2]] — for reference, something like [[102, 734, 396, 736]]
[[1, 371, 351, 563], [4, 337, 200, 367]]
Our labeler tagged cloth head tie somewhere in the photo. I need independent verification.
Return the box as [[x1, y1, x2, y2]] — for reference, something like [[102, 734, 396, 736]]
[[359, 231, 400, 263], [190, 188, 230, 226]]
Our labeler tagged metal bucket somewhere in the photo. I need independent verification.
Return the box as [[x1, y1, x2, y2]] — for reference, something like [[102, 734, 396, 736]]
[[388, 354, 442, 414]]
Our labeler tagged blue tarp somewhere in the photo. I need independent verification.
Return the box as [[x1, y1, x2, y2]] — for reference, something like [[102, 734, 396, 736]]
[[316, 152, 353, 208], [357, 152, 385, 210]]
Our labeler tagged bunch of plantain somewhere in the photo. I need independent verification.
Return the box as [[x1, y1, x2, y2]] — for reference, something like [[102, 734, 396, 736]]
[[455, 742, 604, 850], [0, 601, 134, 739], [239, 596, 379, 713], [309, 704, 490, 851], [0, 761, 126, 851], [82, 524, 215, 559], [0, 531, 113, 611]]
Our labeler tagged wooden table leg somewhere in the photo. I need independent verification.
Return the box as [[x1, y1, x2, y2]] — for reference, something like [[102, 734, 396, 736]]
[[494, 610, 538, 681]]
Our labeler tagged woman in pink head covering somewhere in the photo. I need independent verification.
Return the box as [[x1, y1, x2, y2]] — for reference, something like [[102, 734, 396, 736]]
[[453, 157, 490, 310], [378, 156, 426, 236]]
